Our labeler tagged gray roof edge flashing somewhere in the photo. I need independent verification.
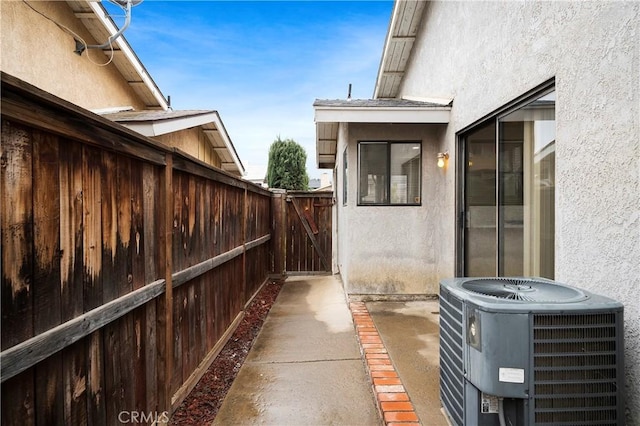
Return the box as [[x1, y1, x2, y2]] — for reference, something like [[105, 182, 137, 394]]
[[102, 109, 217, 123], [313, 98, 451, 108]]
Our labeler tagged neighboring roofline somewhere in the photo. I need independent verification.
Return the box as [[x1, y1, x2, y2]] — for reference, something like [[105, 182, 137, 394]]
[[109, 110, 220, 137], [71, 2, 244, 176], [107, 110, 245, 175]]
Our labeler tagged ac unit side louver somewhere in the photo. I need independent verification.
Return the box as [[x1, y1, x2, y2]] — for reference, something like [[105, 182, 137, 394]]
[[439, 277, 624, 426]]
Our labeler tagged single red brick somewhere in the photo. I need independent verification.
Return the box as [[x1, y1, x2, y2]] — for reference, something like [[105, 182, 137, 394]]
[[378, 392, 410, 402], [365, 348, 387, 354], [375, 384, 405, 393], [380, 401, 414, 411], [362, 343, 384, 349], [387, 423, 420, 426], [359, 334, 381, 339], [369, 364, 395, 371], [374, 378, 402, 385], [371, 370, 397, 378], [366, 353, 389, 359], [367, 358, 392, 365], [384, 411, 419, 422]]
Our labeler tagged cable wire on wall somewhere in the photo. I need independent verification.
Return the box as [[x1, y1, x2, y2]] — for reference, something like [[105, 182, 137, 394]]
[[22, 0, 115, 67]]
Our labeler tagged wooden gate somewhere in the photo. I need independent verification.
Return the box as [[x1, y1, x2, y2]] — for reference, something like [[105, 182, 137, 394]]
[[284, 192, 333, 274]]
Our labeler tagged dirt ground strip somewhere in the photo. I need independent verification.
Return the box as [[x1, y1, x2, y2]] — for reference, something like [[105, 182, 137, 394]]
[[170, 280, 284, 425]]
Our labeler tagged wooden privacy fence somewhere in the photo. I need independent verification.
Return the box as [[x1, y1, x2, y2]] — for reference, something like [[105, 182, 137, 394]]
[[1, 73, 273, 425]]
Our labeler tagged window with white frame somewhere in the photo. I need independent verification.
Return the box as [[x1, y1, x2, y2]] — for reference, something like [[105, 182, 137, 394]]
[[358, 141, 421, 205]]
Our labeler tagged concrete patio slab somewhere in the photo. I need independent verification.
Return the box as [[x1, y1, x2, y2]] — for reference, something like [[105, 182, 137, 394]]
[[366, 301, 449, 426]]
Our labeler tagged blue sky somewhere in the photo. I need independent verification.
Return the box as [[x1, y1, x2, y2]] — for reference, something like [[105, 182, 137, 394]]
[[106, 1, 394, 179]]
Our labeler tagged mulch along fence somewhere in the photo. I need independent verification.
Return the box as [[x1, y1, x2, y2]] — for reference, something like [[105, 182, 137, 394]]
[[0, 73, 280, 425]]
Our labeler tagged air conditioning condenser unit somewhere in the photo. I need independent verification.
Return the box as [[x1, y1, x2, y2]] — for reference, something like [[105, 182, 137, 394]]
[[439, 277, 624, 425]]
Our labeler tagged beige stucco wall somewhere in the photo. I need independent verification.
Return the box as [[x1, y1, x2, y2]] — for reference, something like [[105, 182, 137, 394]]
[[154, 128, 223, 170], [399, 1, 639, 420], [1, 1, 146, 110], [336, 123, 449, 296]]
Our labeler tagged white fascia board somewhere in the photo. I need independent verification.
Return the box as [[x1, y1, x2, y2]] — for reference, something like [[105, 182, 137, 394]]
[[373, 1, 402, 99], [314, 107, 450, 124], [154, 113, 217, 136], [118, 113, 217, 136], [119, 122, 157, 136], [89, 2, 168, 110], [204, 113, 245, 175], [401, 95, 453, 106]]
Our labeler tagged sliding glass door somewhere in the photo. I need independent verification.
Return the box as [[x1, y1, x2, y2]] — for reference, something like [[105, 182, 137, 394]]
[[461, 90, 555, 279]]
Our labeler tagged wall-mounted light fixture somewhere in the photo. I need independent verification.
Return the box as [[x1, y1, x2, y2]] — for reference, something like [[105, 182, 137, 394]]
[[437, 152, 449, 168]]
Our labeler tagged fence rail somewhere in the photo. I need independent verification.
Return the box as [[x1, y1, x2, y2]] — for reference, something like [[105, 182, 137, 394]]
[[1, 73, 273, 425]]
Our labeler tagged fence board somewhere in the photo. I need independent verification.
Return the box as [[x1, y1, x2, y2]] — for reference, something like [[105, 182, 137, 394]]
[[83, 147, 103, 311], [87, 330, 106, 424], [1, 120, 36, 426], [62, 341, 88, 425], [115, 155, 133, 298], [1, 121, 34, 349], [143, 170, 159, 416], [33, 131, 64, 425], [130, 161, 147, 415], [59, 141, 87, 425]]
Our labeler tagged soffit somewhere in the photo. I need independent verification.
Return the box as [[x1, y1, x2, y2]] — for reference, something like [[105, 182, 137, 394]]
[[373, 0, 427, 99], [66, 0, 168, 110]]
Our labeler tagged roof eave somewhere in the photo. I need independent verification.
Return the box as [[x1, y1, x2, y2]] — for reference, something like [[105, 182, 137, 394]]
[[204, 112, 245, 176], [118, 112, 219, 137], [72, 1, 169, 110], [373, 1, 427, 99], [313, 102, 450, 169], [112, 111, 245, 176]]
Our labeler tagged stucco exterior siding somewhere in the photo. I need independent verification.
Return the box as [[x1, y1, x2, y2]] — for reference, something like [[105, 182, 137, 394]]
[[1, 1, 146, 111], [399, 1, 639, 420], [337, 123, 449, 296]]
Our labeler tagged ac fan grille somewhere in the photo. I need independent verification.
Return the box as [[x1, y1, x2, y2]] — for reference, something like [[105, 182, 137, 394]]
[[533, 313, 621, 425], [461, 278, 587, 303], [439, 290, 464, 426]]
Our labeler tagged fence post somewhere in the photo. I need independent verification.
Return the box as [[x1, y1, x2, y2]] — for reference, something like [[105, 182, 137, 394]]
[[270, 189, 287, 278]]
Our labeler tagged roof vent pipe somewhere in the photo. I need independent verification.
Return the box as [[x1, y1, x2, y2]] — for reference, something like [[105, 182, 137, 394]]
[[75, 0, 139, 55]]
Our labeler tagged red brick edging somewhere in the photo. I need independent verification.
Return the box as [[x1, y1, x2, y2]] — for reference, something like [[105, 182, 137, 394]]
[[349, 302, 421, 426]]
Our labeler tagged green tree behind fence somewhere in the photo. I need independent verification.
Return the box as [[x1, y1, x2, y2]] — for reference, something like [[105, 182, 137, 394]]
[[266, 136, 309, 190]]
